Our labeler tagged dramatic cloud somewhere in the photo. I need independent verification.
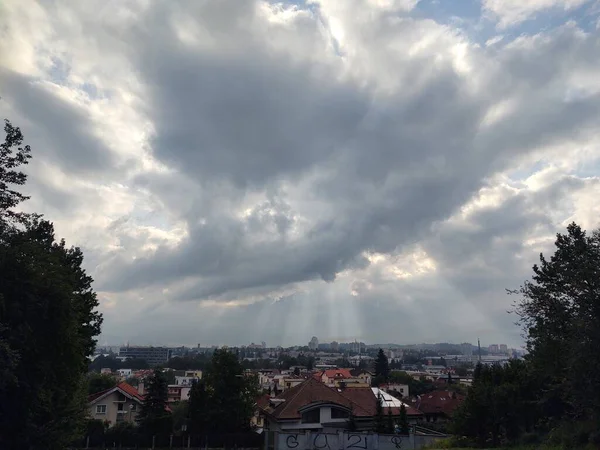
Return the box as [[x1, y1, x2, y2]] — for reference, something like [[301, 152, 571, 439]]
[[1, 0, 599, 347]]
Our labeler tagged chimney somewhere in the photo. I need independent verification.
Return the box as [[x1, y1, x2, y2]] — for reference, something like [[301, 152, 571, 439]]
[[138, 382, 145, 396]]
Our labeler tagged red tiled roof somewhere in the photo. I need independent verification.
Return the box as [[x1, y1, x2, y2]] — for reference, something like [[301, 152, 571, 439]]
[[323, 369, 353, 379], [117, 381, 145, 401], [260, 378, 372, 420], [412, 390, 464, 417], [256, 394, 271, 409], [259, 380, 425, 422], [385, 405, 424, 417], [88, 381, 144, 404]]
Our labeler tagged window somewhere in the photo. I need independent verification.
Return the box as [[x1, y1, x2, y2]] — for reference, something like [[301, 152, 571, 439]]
[[331, 408, 349, 419], [117, 403, 124, 412], [301, 408, 321, 424], [96, 405, 107, 414]]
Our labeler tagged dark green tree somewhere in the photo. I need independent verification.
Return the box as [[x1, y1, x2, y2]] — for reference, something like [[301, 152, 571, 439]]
[[137, 369, 172, 437], [452, 360, 537, 447], [0, 122, 103, 449], [514, 223, 600, 423], [399, 404, 409, 435], [171, 400, 189, 433], [204, 349, 258, 433], [187, 350, 259, 434], [0, 119, 32, 227], [87, 372, 118, 395], [386, 408, 395, 434], [375, 349, 390, 381], [374, 392, 386, 433], [188, 379, 210, 434]]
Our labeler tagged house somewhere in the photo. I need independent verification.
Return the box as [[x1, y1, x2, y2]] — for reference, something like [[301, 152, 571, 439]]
[[410, 390, 464, 423], [117, 368, 132, 378], [313, 369, 353, 386], [349, 368, 373, 386], [175, 376, 198, 386], [88, 382, 144, 426], [259, 378, 423, 433], [184, 370, 202, 379], [379, 383, 409, 398], [282, 377, 305, 391], [167, 384, 192, 403]]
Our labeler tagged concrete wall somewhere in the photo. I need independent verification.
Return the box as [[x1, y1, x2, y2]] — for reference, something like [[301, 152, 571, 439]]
[[272, 430, 446, 450]]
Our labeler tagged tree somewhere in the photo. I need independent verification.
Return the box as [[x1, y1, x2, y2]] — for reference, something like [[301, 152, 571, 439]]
[[0, 122, 103, 449], [0, 119, 33, 227], [375, 349, 390, 381], [188, 349, 258, 434], [171, 400, 189, 434], [399, 404, 409, 435], [137, 369, 172, 437], [164, 369, 176, 385], [513, 223, 600, 423], [188, 380, 210, 435], [452, 360, 537, 447], [374, 392, 386, 433], [386, 408, 395, 434], [88, 372, 118, 395]]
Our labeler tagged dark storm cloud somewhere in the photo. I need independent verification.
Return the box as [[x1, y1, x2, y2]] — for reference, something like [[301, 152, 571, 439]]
[[93, 8, 600, 301], [0, 69, 117, 174]]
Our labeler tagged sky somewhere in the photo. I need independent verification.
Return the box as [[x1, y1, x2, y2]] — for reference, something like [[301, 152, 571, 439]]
[[1, 0, 600, 349]]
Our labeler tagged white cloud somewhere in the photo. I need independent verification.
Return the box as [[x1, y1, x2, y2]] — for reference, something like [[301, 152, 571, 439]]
[[1, 1, 599, 347], [483, 0, 590, 28]]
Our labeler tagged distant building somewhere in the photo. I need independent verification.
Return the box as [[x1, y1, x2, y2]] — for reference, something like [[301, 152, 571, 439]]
[[119, 346, 171, 367], [460, 343, 473, 358], [309, 336, 319, 350], [499, 344, 508, 354], [488, 344, 499, 354], [330, 341, 339, 351]]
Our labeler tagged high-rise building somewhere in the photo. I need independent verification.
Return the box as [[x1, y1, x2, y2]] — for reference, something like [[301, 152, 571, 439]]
[[309, 336, 319, 350], [488, 344, 499, 354], [499, 344, 508, 353], [330, 341, 339, 351], [119, 346, 171, 367], [460, 343, 473, 357]]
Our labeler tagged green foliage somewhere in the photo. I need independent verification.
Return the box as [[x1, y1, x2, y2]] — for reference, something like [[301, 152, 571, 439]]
[[167, 354, 209, 370], [188, 349, 259, 434], [0, 119, 33, 227], [375, 349, 390, 381], [399, 404, 409, 435], [170, 400, 189, 434], [104, 422, 138, 447], [387, 370, 436, 396], [386, 408, 395, 434], [452, 360, 538, 447], [514, 223, 600, 422], [0, 121, 103, 449], [89, 355, 149, 372], [374, 392, 386, 433], [87, 372, 118, 395], [452, 223, 600, 448], [137, 369, 172, 436]]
